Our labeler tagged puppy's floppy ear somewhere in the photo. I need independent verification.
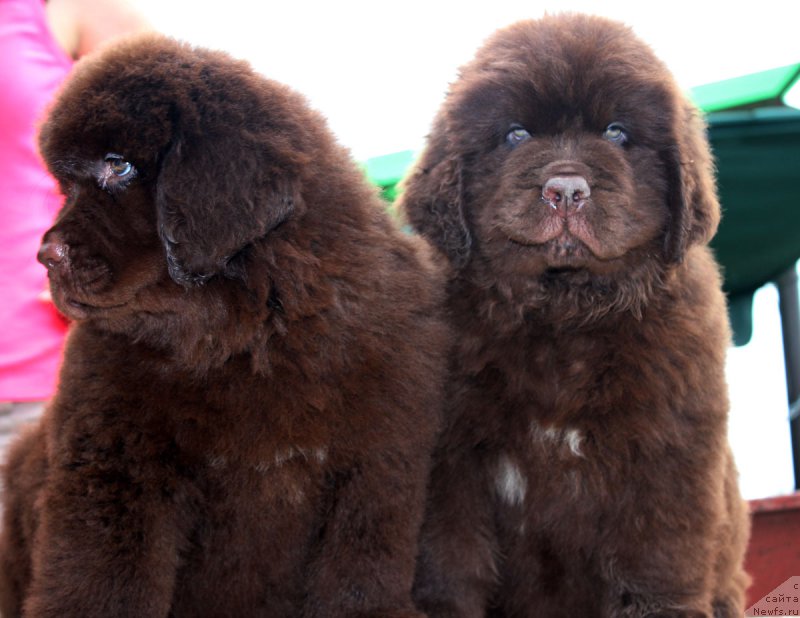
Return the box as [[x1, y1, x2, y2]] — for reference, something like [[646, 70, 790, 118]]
[[156, 132, 298, 286], [662, 103, 721, 263], [399, 118, 472, 269]]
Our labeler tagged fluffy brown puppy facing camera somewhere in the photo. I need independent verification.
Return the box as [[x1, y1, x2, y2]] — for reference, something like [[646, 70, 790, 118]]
[[0, 34, 447, 618], [400, 13, 749, 618]]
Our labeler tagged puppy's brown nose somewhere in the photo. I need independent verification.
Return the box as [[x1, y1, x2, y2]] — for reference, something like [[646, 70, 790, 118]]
[[542, 176, 591, 216], [37, 237, 69, 271]]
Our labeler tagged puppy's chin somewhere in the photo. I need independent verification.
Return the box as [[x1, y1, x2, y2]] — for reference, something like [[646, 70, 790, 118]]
[[470, 228, 665, 325], [47, 285, 92, 320], [44, 274, 122, 320], [489, 233, 628, 280], [48, 281, 145, 322], [46, 256, 173, 323]]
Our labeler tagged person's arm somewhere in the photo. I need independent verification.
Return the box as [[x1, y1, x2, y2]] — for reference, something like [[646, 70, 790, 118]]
[[45, 0, 152, 60]]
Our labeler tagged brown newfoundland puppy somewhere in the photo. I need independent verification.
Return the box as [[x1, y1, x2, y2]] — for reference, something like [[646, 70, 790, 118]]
[[401, 14, 749, 618], [0, 35, 446, 618]]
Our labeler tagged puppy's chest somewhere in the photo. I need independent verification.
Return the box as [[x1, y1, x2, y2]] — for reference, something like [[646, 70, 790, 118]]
[[201, 444, 330, 508], [174, 444, 332, 585], [490, 418, 627, 549], [491, 418, 593, 508], [486, 344, 632, 509], [163, 385, 336, 510], [491, 327, 646, 431]]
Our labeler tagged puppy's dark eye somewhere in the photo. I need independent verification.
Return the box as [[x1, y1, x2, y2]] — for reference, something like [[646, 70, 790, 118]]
[[506, 125, 531, 148], [105, 154, 135, 177], [603, 123, 628, 145], [99, 153, 137, 192]]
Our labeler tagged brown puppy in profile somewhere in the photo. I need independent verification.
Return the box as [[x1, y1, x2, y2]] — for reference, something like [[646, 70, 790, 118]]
[[401, 14, 749, 617], [0, 34, 446, 618]]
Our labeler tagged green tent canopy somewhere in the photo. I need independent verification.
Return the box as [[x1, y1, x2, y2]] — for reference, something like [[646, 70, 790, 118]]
[[692, 63, 800, 112], [695, 62, 800, 347], [709, 107, 800, 344]]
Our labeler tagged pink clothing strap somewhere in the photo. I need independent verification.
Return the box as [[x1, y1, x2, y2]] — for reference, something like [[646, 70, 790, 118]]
[[0, 0, 73, 401]]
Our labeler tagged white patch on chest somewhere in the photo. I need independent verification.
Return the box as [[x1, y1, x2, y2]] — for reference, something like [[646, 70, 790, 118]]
[[564, 429, 584, 457], [495, 454, 528, 506], [531, 420, 585, 458], [208, 446, 328, 475], [208, 455, 227, 469], [264, 446, 328, 471]]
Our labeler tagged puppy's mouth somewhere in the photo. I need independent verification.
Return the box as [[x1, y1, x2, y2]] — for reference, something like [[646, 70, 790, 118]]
[[49, 283, 126, 320], [543, 265, 581, 276], [498, 199, 610, 263], [508, 231, 593, 267]]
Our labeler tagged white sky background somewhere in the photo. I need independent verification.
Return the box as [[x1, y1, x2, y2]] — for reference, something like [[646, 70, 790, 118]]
[[134, 0, 800, 498]]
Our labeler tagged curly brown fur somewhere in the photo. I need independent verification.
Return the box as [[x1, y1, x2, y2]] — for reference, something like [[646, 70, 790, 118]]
[[400, 14, 749, 617], [0, 34, 446, 618]]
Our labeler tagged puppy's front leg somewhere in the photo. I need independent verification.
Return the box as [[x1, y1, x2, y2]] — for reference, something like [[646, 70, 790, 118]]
[[302, 448, 429, 618], [601, 483, 722, 617], [412, 455, 498, 618], [23, 464, 181, 618], [0, 428, 48, 618]]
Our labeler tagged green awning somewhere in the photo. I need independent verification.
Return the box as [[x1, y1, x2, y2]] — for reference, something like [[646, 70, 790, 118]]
[[363, 149, 415, 203], [697, 63, 800, 345], [709, 107, 800, 297], [691, 63, 800, 113], [708, 107, 800, 345]]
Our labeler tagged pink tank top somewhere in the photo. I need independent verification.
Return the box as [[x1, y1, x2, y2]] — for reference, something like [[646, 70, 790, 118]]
[[0, 0, 73, 401]]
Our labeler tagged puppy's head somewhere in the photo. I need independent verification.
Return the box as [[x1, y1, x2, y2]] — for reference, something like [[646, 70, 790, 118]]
[[401, 14, 719, 313], [37, 34, 314, 322]]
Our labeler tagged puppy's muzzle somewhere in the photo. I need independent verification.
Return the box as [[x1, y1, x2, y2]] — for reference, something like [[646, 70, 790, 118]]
[[38, 235, 70, 274], [542, 175, 591, 216], [38, 232, 112, 295]]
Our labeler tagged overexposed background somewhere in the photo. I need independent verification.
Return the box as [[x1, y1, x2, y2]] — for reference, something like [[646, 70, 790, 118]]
[[133, 0, 800, 499]]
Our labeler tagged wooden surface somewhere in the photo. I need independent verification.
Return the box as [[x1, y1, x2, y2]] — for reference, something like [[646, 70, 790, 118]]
[[745, 491, 800, 605]]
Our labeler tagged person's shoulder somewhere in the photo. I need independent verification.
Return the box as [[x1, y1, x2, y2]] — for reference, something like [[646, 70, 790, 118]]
[[46, 0, 152, 59]]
